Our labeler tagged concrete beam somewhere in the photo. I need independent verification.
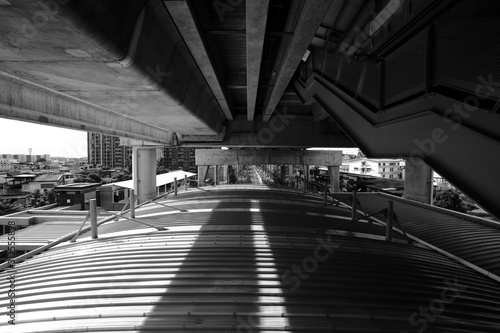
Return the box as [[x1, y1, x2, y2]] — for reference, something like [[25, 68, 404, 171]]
[[120, 138, 171, 147], [262, 0, 330, 121], [164, 0, 233, 121], [195, 149, 342, 166], [0, 72, 178, 145], [246, 0, 269, 121], [0, 0, 225, 136], [180, 114, 355, 148]]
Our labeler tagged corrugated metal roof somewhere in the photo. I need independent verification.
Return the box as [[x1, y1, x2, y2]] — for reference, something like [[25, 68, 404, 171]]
[[335, 192, 500, 280], [0, 221, 83, 251], [1, 187, 500, 332], [32, 174, 63, 182]]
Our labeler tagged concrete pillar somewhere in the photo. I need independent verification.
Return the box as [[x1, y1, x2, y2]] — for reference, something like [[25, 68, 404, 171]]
[[221, 165, 226, 184], [328, 166, 340, 193], [404, 158, 433, 204], [289, 165, 294, 187], [197, 165, 209, 187], [214, 165, 220, 185], [198, 166, 204, 187], [302, 165, 306, 193], [132, 147, 157, 203], [304, 165, 310, 191]]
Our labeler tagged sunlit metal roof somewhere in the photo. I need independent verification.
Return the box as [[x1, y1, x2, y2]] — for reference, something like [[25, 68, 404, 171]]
[[1, 186, 500, 332]]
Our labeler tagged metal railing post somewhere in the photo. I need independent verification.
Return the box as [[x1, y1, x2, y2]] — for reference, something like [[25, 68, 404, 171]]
[[351, 185, 357, 222], [386, 200, 394, 242], [323, 180, 328, 204], [130, 190, 135, 218], [90, 198, 98, 239]]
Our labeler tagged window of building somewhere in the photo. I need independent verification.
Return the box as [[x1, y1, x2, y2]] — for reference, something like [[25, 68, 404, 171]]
[[113, 189, 125, 203]]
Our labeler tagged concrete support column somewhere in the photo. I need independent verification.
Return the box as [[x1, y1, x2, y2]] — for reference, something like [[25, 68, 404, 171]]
[[197, 165, 208, 187], [289, 165, 294, 188], [221, 165, 227, 184], [328, 166, 340, 193], [214, 165, 220, 185], [302, 165, 306, 193], [132, 147, 157, 203], [404, 158, 433, 204], [305, 165, 310, 191]]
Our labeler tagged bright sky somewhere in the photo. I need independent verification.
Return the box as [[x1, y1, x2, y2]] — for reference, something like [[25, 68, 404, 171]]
[[0, 118, 88, 158], [307, 147, 360, 155], [0, 118, 360, 159]]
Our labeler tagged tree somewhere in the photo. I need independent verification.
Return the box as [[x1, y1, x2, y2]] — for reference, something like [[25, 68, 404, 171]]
[[0, 199, 15, 215], [88, 173, 102, 184], [46, 190, 56, 204], [114, 174, 132, 182], [434, 189, 478, 213], [156, 157, 169, 175], [228, 165, 237, 184], [356, 150, 367, 159]]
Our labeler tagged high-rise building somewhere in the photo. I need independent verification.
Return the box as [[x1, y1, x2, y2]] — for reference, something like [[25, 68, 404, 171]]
[[87, 133, 198, 172], [160, 147, 197, 173], [87, 133, 133, 169]]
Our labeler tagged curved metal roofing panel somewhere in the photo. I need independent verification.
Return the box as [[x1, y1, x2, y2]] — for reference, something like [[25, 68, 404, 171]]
[[349, 192, 500, 279], [1, 187, 500, 332]]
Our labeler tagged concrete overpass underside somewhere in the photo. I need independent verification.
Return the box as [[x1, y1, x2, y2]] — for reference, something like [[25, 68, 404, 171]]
[[0, 0, 500, 217]]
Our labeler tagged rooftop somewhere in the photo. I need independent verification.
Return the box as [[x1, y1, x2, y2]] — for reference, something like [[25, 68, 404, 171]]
[[1, 185, 500, 332], [32, 174, 63, 182], [54, 183, 101, 190]]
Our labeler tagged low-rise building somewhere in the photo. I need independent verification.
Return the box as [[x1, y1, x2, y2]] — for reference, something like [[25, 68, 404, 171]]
[[54, 183, 101, 210], [0, 159, 18, 171], [345, 158, 404, 179], [21, 174, 65, 192]]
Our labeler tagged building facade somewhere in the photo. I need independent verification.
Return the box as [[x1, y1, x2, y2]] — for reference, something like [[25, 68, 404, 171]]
[[87, 133, 133, 169], [344, 158, 404, 179], [160, 147, 197, 173], [88, 133, 198, 173]]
